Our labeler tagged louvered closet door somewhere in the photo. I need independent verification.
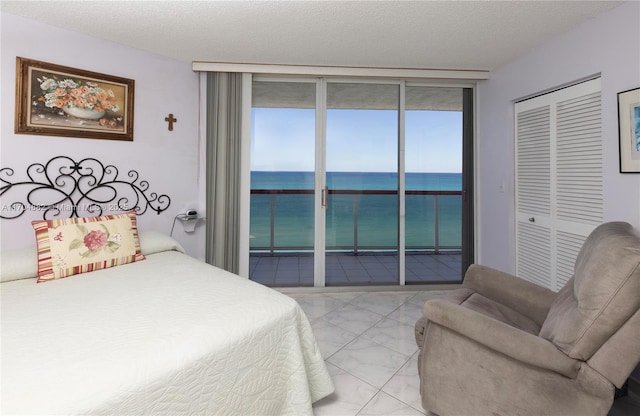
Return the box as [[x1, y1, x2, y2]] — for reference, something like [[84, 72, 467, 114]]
[[515, 78, 602, 292], [516, 105, 552, 288]]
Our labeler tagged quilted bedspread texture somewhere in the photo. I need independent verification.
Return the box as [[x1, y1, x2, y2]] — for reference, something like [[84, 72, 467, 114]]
[[1, 250, 334, 415]]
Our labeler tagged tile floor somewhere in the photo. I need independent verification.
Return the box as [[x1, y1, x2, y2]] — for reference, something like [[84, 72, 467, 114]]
[[283, 289, 640, 416]]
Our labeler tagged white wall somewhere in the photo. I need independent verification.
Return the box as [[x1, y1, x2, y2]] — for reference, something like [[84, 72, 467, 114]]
[[476, 1, 640, 273], [0, 13, 204, 258]]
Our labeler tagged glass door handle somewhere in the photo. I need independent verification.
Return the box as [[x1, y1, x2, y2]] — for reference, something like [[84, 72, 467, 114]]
[[322, 186, 329, 210]]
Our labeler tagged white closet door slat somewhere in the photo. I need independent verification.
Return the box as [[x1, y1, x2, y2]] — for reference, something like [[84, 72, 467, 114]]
[[517, 222, 552, 288], [517, 106, 551, 215], [556, 90, 602, 224]]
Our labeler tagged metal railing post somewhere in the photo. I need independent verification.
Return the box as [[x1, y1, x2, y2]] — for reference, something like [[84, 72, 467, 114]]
[[353, 194, 359, 255], [433, 194, 440, 254], [270, 194, 275, 256]]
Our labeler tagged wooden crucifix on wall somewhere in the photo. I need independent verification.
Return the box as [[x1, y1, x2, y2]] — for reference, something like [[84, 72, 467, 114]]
[[164, 113, 177, 131]]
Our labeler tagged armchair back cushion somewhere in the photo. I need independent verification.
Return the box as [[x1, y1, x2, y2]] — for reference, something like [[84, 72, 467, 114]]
[[540, 222, 640, 360]]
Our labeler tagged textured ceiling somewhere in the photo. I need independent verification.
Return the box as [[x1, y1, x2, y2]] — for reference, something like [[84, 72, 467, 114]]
[[0, 0, 623, 71]]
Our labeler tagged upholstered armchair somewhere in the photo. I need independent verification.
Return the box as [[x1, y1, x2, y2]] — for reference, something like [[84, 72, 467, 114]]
[[415, 221, 640, 416]]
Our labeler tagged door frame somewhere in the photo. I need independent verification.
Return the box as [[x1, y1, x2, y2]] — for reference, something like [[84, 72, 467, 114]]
[[320, 78, 404, 287], [314, 78, 327, 287]]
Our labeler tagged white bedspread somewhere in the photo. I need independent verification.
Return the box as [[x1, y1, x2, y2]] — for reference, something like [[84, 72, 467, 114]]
[[1, 251, 333, 415]]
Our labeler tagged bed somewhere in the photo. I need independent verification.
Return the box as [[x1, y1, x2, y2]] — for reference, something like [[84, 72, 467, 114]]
[[0, 230, 334, 415]]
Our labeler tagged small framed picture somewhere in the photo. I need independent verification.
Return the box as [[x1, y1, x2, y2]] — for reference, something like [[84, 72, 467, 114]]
[[617, 87, 640, 173], [15, 57, 134, 141]]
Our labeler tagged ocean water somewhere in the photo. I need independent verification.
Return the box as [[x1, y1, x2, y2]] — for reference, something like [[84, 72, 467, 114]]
[[250, 171, 462, 251], [251, 171, 462, 191]]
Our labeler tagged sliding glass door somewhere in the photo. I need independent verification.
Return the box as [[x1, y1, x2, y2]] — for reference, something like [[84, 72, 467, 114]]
[[248, 77, 472, 287], [249, 81, 316, 286], [325, 82, 399, 285], [405, 86, 465, 283]]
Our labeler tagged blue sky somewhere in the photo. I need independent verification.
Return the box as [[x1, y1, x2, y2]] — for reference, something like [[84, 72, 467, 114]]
[[251, 108, 462, 173]]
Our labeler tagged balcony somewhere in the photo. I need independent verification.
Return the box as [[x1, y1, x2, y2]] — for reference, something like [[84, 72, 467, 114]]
[[250, 189, 462, 286]]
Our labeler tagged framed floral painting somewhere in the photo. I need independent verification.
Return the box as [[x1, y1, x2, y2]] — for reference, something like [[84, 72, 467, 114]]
[[618, 87, 640, 173], [15, 57, 134, 141]]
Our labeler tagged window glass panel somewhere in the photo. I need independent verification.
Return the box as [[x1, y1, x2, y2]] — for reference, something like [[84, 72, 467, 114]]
[[249, 80, 315, 286], [405, 86, 463, 284], [325, 82, 399, 286]]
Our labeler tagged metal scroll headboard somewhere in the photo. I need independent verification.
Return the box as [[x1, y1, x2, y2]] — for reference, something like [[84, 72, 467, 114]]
[[0, 155, 171, 219]]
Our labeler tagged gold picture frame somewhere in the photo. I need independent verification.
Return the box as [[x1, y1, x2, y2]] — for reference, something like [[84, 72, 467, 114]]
[[617, 87, 640, 173], [15, 57, 134, 141]]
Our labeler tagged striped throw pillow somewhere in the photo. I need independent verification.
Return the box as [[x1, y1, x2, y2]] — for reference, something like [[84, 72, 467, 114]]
[[32, 211, 145, 283]]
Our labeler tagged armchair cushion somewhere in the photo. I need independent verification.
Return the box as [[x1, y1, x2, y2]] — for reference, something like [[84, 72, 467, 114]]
[[421, 298, 580, 378]]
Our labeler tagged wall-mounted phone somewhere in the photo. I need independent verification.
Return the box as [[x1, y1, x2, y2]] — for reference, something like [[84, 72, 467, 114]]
[[173, 209, 202, 234]]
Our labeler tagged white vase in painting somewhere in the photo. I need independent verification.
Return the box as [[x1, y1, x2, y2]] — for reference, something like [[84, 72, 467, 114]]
[[63, 106, 106, 120]]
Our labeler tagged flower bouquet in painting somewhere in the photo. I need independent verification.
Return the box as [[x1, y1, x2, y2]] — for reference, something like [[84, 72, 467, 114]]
[[35, 75, 124, 129]]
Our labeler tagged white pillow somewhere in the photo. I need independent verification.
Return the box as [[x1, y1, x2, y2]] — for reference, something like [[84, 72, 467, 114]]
[[0, 231, 184, 284], [1, 247, 38, 283], [138, 231, 185, 256]]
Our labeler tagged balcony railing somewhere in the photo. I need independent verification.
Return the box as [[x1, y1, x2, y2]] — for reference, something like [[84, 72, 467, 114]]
[[251, 189, 463, 256]]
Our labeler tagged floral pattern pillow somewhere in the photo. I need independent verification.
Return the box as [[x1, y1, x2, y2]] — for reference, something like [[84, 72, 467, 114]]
[[32, 211, 145, 283]]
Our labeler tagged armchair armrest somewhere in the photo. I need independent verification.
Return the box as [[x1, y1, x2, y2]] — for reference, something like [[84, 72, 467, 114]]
[[422, 299, 581, 378], [463, 264, 556, 326]]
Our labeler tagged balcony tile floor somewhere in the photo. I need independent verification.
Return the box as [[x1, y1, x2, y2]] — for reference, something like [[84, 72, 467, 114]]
[[250, 253, 462, 286]]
